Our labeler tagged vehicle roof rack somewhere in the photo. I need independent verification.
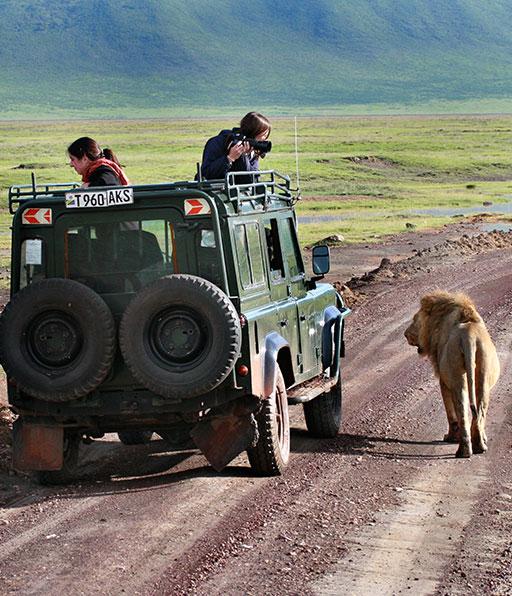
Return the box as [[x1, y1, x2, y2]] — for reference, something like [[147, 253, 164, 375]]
[[8, 172, 81, 214], [8, 170, 299, 215], [225, 170, 298, 212]]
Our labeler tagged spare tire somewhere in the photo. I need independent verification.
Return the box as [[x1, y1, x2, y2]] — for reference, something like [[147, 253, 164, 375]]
[[0, 278, 116, 402], [119, 274, 242, 398]]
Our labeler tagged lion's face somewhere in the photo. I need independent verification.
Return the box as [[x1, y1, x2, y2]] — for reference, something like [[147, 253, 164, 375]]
[[404, 312, 424, 354]]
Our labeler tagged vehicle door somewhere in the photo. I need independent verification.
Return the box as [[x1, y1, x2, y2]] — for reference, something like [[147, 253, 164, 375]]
[[277, 216, 321, 378], [263, 216, 302, 376]]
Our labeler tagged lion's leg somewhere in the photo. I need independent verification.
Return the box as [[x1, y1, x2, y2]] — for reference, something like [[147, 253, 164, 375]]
[[472, 384, 490, 454], [452, 387, 472, 458], [440, 381, 459, 442]]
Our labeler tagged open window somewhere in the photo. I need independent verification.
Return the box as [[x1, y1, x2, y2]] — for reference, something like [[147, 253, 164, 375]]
[[264, 219, 285, 281]]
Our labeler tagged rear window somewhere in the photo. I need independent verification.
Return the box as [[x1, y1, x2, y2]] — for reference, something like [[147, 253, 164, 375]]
[[65, 220, 175, 294]]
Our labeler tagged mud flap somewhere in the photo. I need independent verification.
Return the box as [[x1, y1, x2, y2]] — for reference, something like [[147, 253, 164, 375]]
[[12, 418, 63, 471], [191, 397, 260, 472]]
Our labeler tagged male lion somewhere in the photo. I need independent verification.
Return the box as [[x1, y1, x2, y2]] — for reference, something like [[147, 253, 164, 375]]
[[404, 289, 500, 458]]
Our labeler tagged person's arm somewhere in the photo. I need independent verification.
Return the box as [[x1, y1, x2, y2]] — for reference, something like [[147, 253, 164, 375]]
[[200, 136, 232, 180]]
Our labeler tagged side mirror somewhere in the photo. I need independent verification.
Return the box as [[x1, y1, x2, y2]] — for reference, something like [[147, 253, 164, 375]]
[[312, 244, 330, 275]]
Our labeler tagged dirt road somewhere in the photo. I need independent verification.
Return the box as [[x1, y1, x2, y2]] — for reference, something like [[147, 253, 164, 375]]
[[0, 227, 511, 596]]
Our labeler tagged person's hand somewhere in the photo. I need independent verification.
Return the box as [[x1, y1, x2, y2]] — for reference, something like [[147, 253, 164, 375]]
[[228, 140, 251, 163]]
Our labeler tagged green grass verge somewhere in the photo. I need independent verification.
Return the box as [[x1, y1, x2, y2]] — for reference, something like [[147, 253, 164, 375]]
[[1, 115, 512, 253]]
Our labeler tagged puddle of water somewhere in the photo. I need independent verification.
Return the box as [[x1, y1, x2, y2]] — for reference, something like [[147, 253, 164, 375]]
[[409, 200, 512, 217], [482, 223, 512, 233], [298, 198, 512, 224]]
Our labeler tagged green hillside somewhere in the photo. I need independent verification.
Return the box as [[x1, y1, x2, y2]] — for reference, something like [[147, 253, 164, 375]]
[[1, 0, 512, 118]]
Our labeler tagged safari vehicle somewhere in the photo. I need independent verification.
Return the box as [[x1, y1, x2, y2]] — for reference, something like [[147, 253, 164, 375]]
[[0, 171, 350, 483]]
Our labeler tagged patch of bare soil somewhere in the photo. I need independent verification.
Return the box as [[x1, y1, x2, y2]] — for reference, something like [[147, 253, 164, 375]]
[[343, 155, 399, 169], [335, 226, 512, 309], [1, 222, 512, 596]]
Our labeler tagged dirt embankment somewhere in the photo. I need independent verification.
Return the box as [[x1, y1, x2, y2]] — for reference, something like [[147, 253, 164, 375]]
[[333, 227, 512, 309]]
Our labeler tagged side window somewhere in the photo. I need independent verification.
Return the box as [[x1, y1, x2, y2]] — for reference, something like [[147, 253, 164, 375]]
[[280, 218, 304, 279], [196, 228, 222, 286], [247, 223, 265, 285], [264, 219, 285, 281], [20, 238, 45, 288], [234, 222, 265, 289]]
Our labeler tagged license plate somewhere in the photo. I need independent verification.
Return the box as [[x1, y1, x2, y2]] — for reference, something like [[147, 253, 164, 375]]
[[65, 187, 134, 209]]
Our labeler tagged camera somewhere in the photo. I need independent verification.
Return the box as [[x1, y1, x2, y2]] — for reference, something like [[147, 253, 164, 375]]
[[231, 133, 272, 155]]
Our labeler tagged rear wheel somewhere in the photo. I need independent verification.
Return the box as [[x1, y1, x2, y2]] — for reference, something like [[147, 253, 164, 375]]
[[247, 367, 290, 476], [303, 374, 342, 438]]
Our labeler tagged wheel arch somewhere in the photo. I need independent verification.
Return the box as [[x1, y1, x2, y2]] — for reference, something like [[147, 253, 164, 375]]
[[262, 331, 294, 397]]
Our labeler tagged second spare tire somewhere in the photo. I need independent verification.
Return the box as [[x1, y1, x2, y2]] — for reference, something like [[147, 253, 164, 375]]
[[119, 274, 242, 398]]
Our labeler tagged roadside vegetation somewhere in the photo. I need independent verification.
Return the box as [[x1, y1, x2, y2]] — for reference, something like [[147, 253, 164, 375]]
[[1, 115, 512, 249]]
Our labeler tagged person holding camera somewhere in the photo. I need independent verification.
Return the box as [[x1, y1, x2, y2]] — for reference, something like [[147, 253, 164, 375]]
[[199, 112, 271, 182]]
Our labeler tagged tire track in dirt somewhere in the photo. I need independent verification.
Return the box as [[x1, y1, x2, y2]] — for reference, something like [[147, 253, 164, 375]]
[[311, 261, 512, 596], [176, 250, 512, 596]]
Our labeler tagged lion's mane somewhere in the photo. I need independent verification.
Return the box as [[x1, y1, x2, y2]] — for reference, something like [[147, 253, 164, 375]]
[[417, 289, 482, 377]]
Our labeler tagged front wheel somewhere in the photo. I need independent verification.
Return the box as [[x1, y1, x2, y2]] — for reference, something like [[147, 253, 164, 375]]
[[303, 374, 342, 438], [247, 366, 290, 476]]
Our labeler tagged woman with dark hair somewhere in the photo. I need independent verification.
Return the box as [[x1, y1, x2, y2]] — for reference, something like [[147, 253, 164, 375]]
[[68, 137, 130, 187], [199, 112, 271, 181]]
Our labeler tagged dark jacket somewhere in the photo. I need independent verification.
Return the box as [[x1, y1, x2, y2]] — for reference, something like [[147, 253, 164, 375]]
[[88, 165, 122, 187], [200, 128, 260, 183]]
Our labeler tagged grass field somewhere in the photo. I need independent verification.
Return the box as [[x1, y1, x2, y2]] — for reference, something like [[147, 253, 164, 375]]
[[1, 115, 512, 248]]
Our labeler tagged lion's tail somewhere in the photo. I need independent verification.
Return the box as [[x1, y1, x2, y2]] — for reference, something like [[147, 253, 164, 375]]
[[461, 330, 478, 418]]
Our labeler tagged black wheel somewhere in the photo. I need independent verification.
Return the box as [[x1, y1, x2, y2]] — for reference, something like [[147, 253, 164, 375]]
[[119, 275, 242, 398], [36, 433, 81, 485], [303, 374, 342, 438], [0, 278, 116, 401], [247, 367, 290, 476], [158, 429, 195, 450], [117, 431, 153, 445]]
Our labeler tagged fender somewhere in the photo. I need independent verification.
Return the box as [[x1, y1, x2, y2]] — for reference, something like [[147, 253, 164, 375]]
[[322, 304, 351, 374], [262, 331, 290, 397], [322, 305, 341, 371]]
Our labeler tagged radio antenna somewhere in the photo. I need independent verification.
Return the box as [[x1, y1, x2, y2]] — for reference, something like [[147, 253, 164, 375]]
[[294, 116, 301, 199]]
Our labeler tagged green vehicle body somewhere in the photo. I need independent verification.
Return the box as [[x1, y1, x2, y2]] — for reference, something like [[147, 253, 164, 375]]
[[1, 171, 349, 481]]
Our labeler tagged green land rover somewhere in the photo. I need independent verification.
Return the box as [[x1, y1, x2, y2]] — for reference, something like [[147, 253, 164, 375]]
[[0, 170, 350, 483]]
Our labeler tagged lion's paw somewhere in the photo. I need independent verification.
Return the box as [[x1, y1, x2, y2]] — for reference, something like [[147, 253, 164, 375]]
[[443, 432, 460, 443], [472, 440, 487, 454], [455, 444, 472, 458]]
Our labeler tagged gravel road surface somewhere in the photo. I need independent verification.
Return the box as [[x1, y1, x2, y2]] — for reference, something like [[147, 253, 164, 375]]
[[0, 224, 511, 596]]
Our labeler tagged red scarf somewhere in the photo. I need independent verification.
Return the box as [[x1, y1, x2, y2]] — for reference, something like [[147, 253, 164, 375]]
[[82, 158, 131, 186]]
